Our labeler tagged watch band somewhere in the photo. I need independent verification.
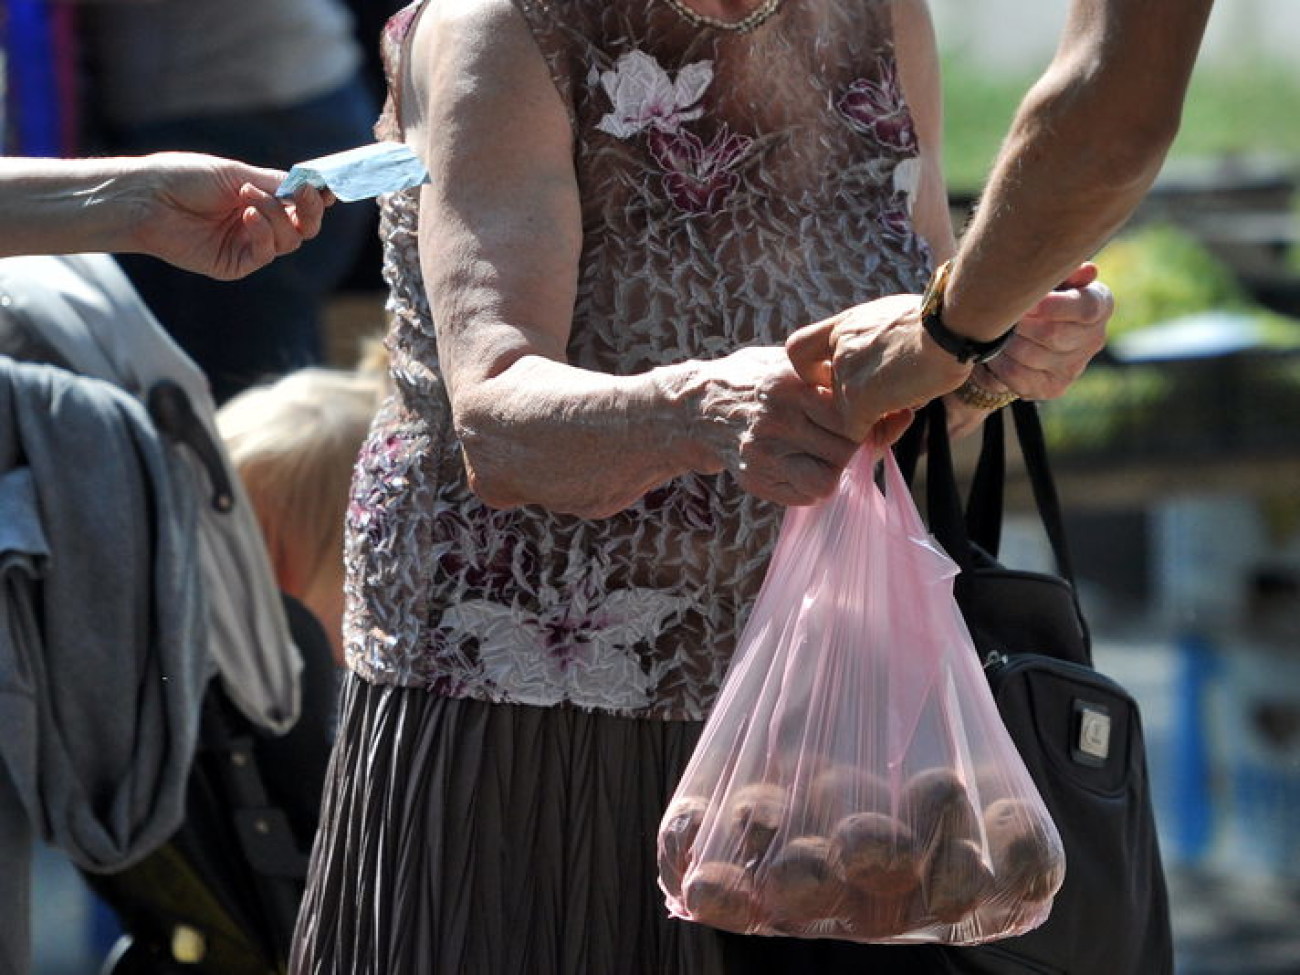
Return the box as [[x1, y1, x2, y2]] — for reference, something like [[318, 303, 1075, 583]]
[[919, 261, 1017, 364]]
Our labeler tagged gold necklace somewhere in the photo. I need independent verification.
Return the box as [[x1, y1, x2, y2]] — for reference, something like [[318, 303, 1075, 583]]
[[659, 0, 783, 33]]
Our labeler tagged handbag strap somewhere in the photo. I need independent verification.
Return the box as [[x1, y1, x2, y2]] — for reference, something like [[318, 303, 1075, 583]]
[[1009, 399, 1077, 582], [919, 398, 977, 569], [896, 398, 1077, 585], [964, 406, 1006, 557]]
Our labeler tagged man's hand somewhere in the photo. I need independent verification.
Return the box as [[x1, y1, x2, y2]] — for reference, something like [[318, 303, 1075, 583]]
[[787, 263, 1111, 445], [945, 262, 1113, 436], [785, 294, 970, 443], [983, 262, 1112, 400]]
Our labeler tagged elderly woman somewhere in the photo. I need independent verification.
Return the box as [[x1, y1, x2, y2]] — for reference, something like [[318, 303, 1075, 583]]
[[290, 1, 1110, 973]]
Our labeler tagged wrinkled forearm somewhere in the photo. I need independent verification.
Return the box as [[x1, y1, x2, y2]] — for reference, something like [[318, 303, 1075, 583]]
[[0, 156, 152, 258], [452, 355, 719, 518]]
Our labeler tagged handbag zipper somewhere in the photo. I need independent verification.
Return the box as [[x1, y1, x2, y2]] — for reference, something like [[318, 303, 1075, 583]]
[[981, 649, 1127, 699], [983, 650, 1010, 672]]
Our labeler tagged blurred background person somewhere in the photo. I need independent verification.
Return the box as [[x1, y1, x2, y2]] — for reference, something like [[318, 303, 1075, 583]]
[[217, 364, 387, 667]]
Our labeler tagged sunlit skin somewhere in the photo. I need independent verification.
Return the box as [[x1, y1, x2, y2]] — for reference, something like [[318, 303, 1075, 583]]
[[787, 0, 1213, 442], [0, 152, 332, 280], [402, 0, 1113, 518]]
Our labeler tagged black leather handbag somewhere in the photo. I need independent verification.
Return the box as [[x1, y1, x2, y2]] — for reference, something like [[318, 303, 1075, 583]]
[[895, 399, 1174, 975]]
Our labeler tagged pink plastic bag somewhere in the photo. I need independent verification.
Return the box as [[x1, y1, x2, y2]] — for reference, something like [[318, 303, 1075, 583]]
[[659, 444, 1064, 945]]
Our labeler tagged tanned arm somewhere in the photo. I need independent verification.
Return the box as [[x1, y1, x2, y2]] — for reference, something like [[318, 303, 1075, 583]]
[[941, 0, 1214, 342]]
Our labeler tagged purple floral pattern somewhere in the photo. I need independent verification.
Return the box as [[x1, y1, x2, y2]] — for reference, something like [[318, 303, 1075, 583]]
[[435, 572, 691, 711], [835, 58, 926, 221], [594, 50, 752, 214], [836, 59, 918, 159], [351, 0, 937, 721], [347, 426, 424, 556], [649, 125, 754, 215]]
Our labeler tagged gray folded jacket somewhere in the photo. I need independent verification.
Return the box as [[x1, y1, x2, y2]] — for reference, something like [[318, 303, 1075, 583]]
[[0, 358, 209, 974], [0, 254, 301, 734]]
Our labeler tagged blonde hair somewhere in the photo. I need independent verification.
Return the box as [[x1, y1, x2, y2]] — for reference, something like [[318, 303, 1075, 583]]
[[217, 368, 383, 597]]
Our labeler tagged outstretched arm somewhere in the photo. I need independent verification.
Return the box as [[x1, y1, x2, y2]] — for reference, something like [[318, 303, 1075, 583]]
[[788, 0, 1211, 439], [940, 0, 1214, 344], [0, 152, 329, 279]]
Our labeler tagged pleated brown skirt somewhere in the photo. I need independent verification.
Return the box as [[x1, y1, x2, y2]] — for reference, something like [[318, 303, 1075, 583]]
[[289, 673, 730, 975]]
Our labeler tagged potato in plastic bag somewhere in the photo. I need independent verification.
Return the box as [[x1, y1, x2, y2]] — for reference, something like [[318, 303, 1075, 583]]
[[657, 445, 1064, 945]]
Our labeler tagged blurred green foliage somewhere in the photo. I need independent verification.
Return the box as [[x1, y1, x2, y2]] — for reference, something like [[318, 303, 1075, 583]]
[[1172, 62, 1300, 163], [940, 58, 1300, 192], [1091, 224, 1249, 337], [939, 53, 1300, 458], [1043, 224, 1300, 455], [1038, 365, 1173, 455]]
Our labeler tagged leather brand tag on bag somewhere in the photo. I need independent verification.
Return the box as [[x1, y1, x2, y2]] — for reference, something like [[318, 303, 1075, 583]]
[[1073, 701, 1112, 766]]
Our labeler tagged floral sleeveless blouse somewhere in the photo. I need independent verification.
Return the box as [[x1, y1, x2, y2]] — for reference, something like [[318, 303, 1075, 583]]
[[345, 0, 933, 720]]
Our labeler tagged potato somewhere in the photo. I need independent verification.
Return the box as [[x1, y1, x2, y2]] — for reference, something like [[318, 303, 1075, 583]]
[[983, 798, 1064, 903], [922, 837, 995, 924], [658, 796, 709, 898], [683, 861, 757, 932], [829, 811, 921, 896], [900, 768, 977, 849], [807, 765, 891, 827], [761, 835, 845, 926], [840, 887, 917, 941], [727, 781, 789, 864]]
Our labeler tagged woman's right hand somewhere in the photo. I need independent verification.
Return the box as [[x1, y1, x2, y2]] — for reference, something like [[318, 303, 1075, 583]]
[[680, 346, 862, 506]]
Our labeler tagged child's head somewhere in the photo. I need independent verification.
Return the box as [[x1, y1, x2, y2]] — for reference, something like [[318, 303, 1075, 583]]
[[217, 367, 383, 664]]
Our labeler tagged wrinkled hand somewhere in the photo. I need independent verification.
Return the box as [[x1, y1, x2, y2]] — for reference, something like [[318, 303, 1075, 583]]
[[132, 151, 331, 280], [690, 345, 863, 506], [785, 294, 970, 444]]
